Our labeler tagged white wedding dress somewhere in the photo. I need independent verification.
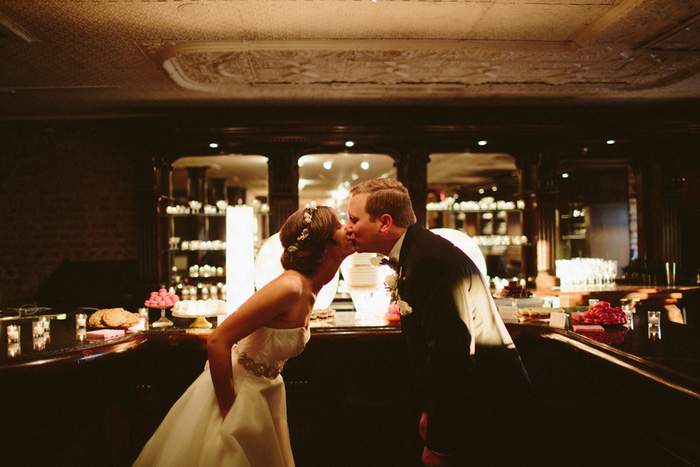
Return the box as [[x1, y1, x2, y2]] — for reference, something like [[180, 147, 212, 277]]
[[133, 325, 310, 467]]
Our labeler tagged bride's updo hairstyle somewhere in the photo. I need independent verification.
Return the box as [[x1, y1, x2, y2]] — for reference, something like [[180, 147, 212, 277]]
[[280, 205, 340, 276]]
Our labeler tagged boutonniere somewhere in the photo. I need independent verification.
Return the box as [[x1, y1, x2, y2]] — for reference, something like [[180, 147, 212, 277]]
[[384, 267, 413, 316]]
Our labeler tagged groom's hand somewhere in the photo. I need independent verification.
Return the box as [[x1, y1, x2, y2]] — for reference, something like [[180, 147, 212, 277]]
[[422, 447, 449, 466]]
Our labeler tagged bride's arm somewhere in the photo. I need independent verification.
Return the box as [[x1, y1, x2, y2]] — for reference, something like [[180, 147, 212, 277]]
[[207, 274, 302, 417]]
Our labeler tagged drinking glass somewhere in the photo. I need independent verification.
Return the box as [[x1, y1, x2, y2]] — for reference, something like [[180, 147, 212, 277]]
[[76, 313, 87, 327], [665, 262, 676, 287], [647, 311, 661, 339]]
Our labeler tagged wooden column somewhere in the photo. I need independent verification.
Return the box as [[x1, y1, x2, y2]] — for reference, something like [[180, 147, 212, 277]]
[[534, 151, 560, 288], [631, 145, 665, 283], [186, 167, 208, 203], [395, 147, 430, 227], [662, 177, 683, 268], [514, 151, 539, 285], [265, 146, 300, 234], [154, 155, 174, 287], [630, 142, 686, 283], [135, 149, 170, 291]]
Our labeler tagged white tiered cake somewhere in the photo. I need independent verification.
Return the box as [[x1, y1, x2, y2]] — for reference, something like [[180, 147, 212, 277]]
[[339, 253, 392, 317]]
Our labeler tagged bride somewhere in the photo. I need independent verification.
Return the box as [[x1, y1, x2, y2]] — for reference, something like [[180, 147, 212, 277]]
[[134, 205, 354, 467]]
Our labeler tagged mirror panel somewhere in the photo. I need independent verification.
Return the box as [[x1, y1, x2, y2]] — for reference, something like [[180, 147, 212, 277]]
[[298, 153, 396, 217]]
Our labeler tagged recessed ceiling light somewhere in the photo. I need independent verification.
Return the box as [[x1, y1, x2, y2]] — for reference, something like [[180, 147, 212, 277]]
[[478, 188, 485, 194], [360, 161, 370, 170], [562, 173, 569, 178], [323, 161, 333, 170], [478, 140, 487, 146], [491, 186, 497, 191], [345, 141, 355, 147], [606, 139, 616, 145], [209, 143, 218, 148]]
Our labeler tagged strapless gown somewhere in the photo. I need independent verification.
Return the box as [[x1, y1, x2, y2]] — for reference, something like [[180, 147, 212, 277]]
[[133, 325, 310, 467]]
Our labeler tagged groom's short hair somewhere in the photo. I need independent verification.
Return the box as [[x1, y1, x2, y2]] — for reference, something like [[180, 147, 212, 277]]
[[350, 178, 417, 228]]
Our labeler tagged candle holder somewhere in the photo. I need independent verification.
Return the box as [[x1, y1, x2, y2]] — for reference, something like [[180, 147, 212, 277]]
[[648, 323, 661, 340], [139, 308, 150, 330], [33, 336, 46, 350], [39, 316, 50, 333], [7, 341, 20, 357], [648, 311, 661, 326], [76, 327, 87, 342], [32, 320, 45, 338], [76, 313, 87, 328], [648, 311, 661, 340], [7, 324, 21, 343]]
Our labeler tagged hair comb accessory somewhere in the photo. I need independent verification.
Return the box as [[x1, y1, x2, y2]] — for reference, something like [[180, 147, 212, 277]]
[[287, 204, 318, 253]]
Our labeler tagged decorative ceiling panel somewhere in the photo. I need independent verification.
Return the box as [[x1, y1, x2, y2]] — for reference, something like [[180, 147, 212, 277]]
[[0, 0, 698, 117], [138, 38, 700, 95]]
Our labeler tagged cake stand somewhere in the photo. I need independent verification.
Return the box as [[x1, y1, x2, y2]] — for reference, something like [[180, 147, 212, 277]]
[[151, 306, 174, 328], [171, 310, 217, 328]]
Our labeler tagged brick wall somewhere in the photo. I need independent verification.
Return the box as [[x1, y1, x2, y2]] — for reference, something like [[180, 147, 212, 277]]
[[0, 121, 144, 308]]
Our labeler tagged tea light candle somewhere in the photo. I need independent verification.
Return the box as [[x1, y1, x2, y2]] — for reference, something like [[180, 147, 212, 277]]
[[139, 308, 149, 330], [76, 313, 87, 327], [648, 311, 661, 325], [7, 324, 20, 342], [76, 328, 87, 342], [32, 321, 45, 337]]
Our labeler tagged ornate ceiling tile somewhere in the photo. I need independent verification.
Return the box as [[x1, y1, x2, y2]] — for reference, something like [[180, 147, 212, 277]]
[[0, 0, 699, 116], [137, 38, 700, 95]]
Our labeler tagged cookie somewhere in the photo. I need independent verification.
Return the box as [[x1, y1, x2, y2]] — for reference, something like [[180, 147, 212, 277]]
[[88, 309, 107, 328], [123, 312, 142, 328], [102, 308, 129, 327]]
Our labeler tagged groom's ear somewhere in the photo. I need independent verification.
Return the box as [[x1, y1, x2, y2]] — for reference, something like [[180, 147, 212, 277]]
[[378, 214, 393, 233]]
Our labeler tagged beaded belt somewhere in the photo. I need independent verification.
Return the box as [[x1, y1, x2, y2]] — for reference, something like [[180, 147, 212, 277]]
[[236, 351, 283, 379]]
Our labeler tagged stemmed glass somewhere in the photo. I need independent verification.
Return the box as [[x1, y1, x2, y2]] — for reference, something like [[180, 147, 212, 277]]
[[151, 306, 174, 328], [216, 200, 228, 214], [188, 200, 202, 214]]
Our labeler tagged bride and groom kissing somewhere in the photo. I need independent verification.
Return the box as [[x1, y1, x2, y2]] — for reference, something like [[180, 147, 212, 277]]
[[134, 178, 534, 467]]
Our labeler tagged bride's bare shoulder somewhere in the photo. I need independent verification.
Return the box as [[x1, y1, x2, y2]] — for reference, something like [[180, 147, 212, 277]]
[[264, 270, 308, 299]]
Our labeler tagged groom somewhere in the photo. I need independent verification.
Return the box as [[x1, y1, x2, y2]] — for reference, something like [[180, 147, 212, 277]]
[[345, 178, 535, 466]]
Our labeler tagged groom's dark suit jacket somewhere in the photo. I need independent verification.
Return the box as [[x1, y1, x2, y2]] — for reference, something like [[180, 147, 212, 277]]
[[397, 224, 533, 462]]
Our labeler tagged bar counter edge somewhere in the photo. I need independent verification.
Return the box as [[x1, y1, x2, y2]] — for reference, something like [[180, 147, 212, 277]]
[[2, 321, 699, 466]]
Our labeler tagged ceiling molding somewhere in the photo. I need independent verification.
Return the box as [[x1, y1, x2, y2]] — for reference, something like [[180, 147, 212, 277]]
[[0, 11, 37, 43], [1, 0, 699, 118]]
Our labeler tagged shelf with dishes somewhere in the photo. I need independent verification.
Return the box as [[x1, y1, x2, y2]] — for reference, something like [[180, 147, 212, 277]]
[[167, 239, 227, 251], [427, 198, 525, 213], [427, 206, 526, 246], [426, 198, 527, 278], [163, 213, 226, 218], [164, 201, 228, 215], [163, 208, 227, 293]]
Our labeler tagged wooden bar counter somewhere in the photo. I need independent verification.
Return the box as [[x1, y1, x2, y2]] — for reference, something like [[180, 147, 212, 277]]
[[1, 295, 699, 466]]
